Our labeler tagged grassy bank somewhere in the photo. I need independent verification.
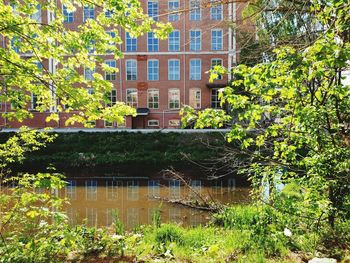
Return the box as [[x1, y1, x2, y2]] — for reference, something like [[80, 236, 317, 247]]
[[0, 132, 227, 168]]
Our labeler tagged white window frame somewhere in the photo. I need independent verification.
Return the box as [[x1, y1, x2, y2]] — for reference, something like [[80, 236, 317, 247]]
[[168, 119, 180, 127], [211, 58, 223, 80], [147, 59, 159, 81], [189, 88, 201, 109], [168, 59, 180, 80], [168, 0, 180, 21], [83, 5, 94, 22], [148, 119, 159, 127], [125, 32, 137, 52], [84, 67, 95, 81], [147, 32, 159, 52], [62, 4, 74, 23], [125, 59, 137, 81], [189, 59, 201, 80], [31, 93, 38, 110], [126, 88, 138, 108], [147, 0, 159, 21], [210, 1, 223, 21], [189, 0, 201, 21], [108, 90, 117, 106], [211, 29, 223, 51], [147, 89, 159, 109], [105, 60, 116, 81], [189, 30, 201, 51], [168, 30, 180, 51], [211, 88, 221, 109], [168, 89, 180, 109]]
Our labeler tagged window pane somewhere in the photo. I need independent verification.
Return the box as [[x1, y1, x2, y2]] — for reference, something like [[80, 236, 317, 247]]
[[148, 0, 158, 21], [168, 59, 180, 80], [190, 59, 201, 80], [126, 32, 137, 52], [211, 29, 223, 50], [147, 32, 159, 52], [168, 0, 179, 21], [147, 60, 159, 81], [126, 60, 137, 80], [190, 30, 201, 51], [168, 31, 180, 51], [190, 0, 201, 21]]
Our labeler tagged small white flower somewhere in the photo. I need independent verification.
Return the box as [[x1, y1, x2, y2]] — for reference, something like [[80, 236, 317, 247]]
[[111, 234, 124, 240], [284, 228, 292, 237]]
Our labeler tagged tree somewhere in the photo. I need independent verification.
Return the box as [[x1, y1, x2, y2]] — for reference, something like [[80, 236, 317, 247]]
[[182, 0, 350, 230], [237, 0, 318, 65], [0, 0, 171, 126]]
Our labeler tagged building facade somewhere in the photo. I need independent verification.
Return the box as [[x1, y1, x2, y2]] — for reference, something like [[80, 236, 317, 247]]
[[1, 1, 246, 129]]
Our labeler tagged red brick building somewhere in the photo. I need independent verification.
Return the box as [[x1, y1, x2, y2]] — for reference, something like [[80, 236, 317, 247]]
[[1, 1, 246, 129]]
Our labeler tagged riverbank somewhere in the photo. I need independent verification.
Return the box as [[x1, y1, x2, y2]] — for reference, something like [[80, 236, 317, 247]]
[[0, 131, 228, 170]]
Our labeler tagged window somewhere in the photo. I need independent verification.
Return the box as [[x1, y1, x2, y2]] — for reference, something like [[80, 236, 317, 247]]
[[126, 32, 137, 52], [31, 93, 38, 110], [126, 60, 137, 80], [105, 60, 116, 81], [84, 67, 95, 81], [211, 29, 223, 50], [85, 180, 97, 201], [126, 88, 138, 108], [106, 31, 116, 53], [210, 1, 223, 20], [211, 58, 223, 80], [11, 36, 20, 53], [147, 0, 158, 21], [66, 180, 77, 200], [127, 181, 139, 201], [211, 89, 221, 108], [189, 88, 201, 109], [190, 30, 201, 51], [63, 5, 74, 23], [148, 180, 160, 197], [168, 59, 180, 80], [168, 0, 179, 21], [189, 0, 201, 21], [147, 32, 159, 52], [107, 90, 117, 106], [83, 5, 94, 22], [147, 60, 159, 81], [189, 59, 201, 80], [34, 61, 43, 74], [168, 30, 180, 51], [148, 120, 159, 126], [169, 119, 180, 127], [168, 89, 180, 109], [105, 9, 113, 18], [148, 89, 159, 109], [30, 4, 41, 23]]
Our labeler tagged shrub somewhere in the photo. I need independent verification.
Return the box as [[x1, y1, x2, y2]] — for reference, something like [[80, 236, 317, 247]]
[[155, 224, 184, 245]]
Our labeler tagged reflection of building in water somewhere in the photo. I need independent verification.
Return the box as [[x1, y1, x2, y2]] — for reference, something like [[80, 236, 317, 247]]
[[86, 180, 97, 200], [189, 180, 201, 198], [106, 181, 121, 200], [127, 180, 139, 201], [189, 212, 202, 226], [66, 180, 77, 200], [61, 178, 250, 228], [169, 179, 181, 199], [169, 207, 181, 223], [127, 208, 139, 228], [228, 178, 236, 190], [212, 180, 223, 194], [86, 207, 97, 227], [106, 208, 118, 226], [148, 180, 160, 198], [66, 207, 78, 225]]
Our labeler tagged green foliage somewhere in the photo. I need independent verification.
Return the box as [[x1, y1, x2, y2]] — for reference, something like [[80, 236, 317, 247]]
[[154, 224, 184, 245], [182, 1, 350, 257], [0, 0, 172, 126], [3, 132, 226, 167], [113, 210, 124, 236]]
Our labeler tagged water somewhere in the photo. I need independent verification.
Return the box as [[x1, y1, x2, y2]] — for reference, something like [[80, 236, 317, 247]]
[[60, 177, 251, 229]]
